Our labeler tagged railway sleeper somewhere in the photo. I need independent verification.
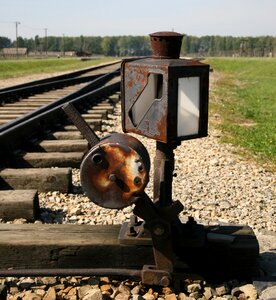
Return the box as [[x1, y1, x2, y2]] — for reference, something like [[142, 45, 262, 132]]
[[0, 189, 39, 221], [46, 131, 84, 140], [0, 167, 72, 193], [34, 139, 89, 153], [62, 124, 97, 131], [90, 105, 114, 114], [83, 110, 108, 119], [0, 107, 34, 112], [81, 113, 104, 119], [20, 99, 55, 103], [4, 103, 48, 107], [13, 152, 84, 168], [0, 223, 260, 281], [0, 114, 26, 119], [27, 95, 62, 99], [108, 93, 121, 103]]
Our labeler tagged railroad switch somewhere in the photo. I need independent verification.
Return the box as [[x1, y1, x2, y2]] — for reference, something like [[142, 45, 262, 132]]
[[62, 32, 259, 285]]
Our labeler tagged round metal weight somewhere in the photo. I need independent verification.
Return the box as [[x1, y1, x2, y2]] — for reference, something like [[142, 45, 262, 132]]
[[80, 133, 150, 209]]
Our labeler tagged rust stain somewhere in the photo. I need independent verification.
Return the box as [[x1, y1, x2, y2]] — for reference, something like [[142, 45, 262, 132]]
[[86, 143, 149, 207]]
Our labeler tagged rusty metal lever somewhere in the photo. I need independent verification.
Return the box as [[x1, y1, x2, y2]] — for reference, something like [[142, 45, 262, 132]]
[[62, 102, 100, 147]]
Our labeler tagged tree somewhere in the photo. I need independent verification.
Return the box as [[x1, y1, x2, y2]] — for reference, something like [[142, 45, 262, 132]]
[[12, 36, 25, 48], [3, 33, 275, 57], [101, 36, 118, 56], [181, 35, 190, 55], [86, 36, 103, 54], [0, 36, 11, 49]]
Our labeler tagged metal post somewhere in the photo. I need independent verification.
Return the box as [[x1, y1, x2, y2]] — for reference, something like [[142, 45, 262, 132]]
[[153, 141, 176, 206], [44, 28, 48, 56], [15, 21, 20, 59], [62, 33, 65, 56]]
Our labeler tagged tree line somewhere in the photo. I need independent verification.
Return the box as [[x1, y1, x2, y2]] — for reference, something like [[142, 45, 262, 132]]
[[1, 34, 275, 57], [182, 35, 276, 57]]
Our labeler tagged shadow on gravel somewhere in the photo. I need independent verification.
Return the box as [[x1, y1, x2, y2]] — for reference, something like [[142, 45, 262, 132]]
[[39, 207, 65, 224], [71, 184, 83, 194], [259, 251, 276, 277]]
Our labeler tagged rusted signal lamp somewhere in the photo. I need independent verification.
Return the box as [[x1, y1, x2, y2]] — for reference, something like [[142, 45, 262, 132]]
[[121, 31, 209, 144], [58, 34, 258, 285]]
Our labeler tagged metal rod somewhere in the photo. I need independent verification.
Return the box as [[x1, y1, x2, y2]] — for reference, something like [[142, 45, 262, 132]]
[[62, 102, 100, 147], [153, 141, 175, 206], [0, 268, 142, 278]]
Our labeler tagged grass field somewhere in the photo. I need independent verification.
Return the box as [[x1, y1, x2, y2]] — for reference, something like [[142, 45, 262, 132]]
[[206, 57, 276, 170], [0, 57, 116, 80]]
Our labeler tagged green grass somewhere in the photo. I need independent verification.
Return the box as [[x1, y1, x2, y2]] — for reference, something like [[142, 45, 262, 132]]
[[206, 57, 276, 170], [0, 57, 116, 80]]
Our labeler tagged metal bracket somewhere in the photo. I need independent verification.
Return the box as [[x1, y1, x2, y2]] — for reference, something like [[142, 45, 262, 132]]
[[142, 265, 171, 286], [118, 220, 152, 246], [118, 193, 184, 284]]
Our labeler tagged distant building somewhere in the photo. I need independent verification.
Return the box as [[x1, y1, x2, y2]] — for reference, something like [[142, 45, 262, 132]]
[[0, 48, 28, 57]]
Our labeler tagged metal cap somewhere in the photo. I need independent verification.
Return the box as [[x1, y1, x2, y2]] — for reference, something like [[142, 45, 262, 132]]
[[149, 31, 183, 59]]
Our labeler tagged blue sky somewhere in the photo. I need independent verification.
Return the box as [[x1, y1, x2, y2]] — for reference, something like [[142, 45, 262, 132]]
[[0, 0, 275, 40]]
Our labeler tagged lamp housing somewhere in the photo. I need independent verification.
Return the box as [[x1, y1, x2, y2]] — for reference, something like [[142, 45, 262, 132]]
[[121, 32, 209, 144]]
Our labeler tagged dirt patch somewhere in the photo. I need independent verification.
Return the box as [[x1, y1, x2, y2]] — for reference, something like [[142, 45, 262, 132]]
[[239, 120, 257, 127], [209, 70, 221, 89], [0, 71, 71, 89]]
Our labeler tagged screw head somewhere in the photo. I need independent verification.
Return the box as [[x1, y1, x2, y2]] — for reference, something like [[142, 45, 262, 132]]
[[138, 164, 144, 173], [133, 176, 141, 186], [159, 276, 170, 286], [92, 153, 102, 164], [126, 226, 137, 237], [153, 224, 165, 236], [109, 174, 117, 182]]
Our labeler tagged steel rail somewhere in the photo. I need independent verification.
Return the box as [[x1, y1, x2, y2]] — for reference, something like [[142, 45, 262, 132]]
[[0, 60, 121, 93], [0, 71, 122, 105], [0, 268, 141, 278], [0, 79, 120, 156], [0, 74, 102, 103], [0, 69, 120, 133]]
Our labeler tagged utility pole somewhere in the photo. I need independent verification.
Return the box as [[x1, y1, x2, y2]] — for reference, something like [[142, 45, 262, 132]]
[[62, 33, 65, 56], [44, 28, 48, 56], [15, 21, 20, 58]]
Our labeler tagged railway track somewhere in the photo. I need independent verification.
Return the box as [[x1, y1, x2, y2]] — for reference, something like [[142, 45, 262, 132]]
[[0, 61, 120, 129], [0, 62, 121, 220], [0, 61, 159, 283], [0, 53, 272, 299]]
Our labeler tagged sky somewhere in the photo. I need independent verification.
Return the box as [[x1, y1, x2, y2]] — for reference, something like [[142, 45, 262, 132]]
[[0, 0, 275, 40]]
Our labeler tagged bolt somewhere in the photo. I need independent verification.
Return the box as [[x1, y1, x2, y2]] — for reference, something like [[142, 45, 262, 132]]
[[129, 215, 138, 226], [126, 226, 137, 237], [109, 174, 117, 182], [159, 276, 170, 286], [92, 153, 102, 164], [138, 164, 144, 173], [133, 176, 141, 186], [153, 224, 165, 237]]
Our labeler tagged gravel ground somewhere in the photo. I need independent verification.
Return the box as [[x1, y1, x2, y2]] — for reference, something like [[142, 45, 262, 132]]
[[1, 74, 275, 299], [36, 102, 275, 235]]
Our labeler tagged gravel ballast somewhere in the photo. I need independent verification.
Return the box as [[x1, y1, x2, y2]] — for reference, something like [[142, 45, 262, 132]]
[[1, 95, 275, 299], [36, 103, 275, 235]]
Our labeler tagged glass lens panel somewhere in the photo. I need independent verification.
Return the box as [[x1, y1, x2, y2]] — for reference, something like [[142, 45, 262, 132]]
[[177, 77, 200, 137], [130, 73, 163, 126]]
